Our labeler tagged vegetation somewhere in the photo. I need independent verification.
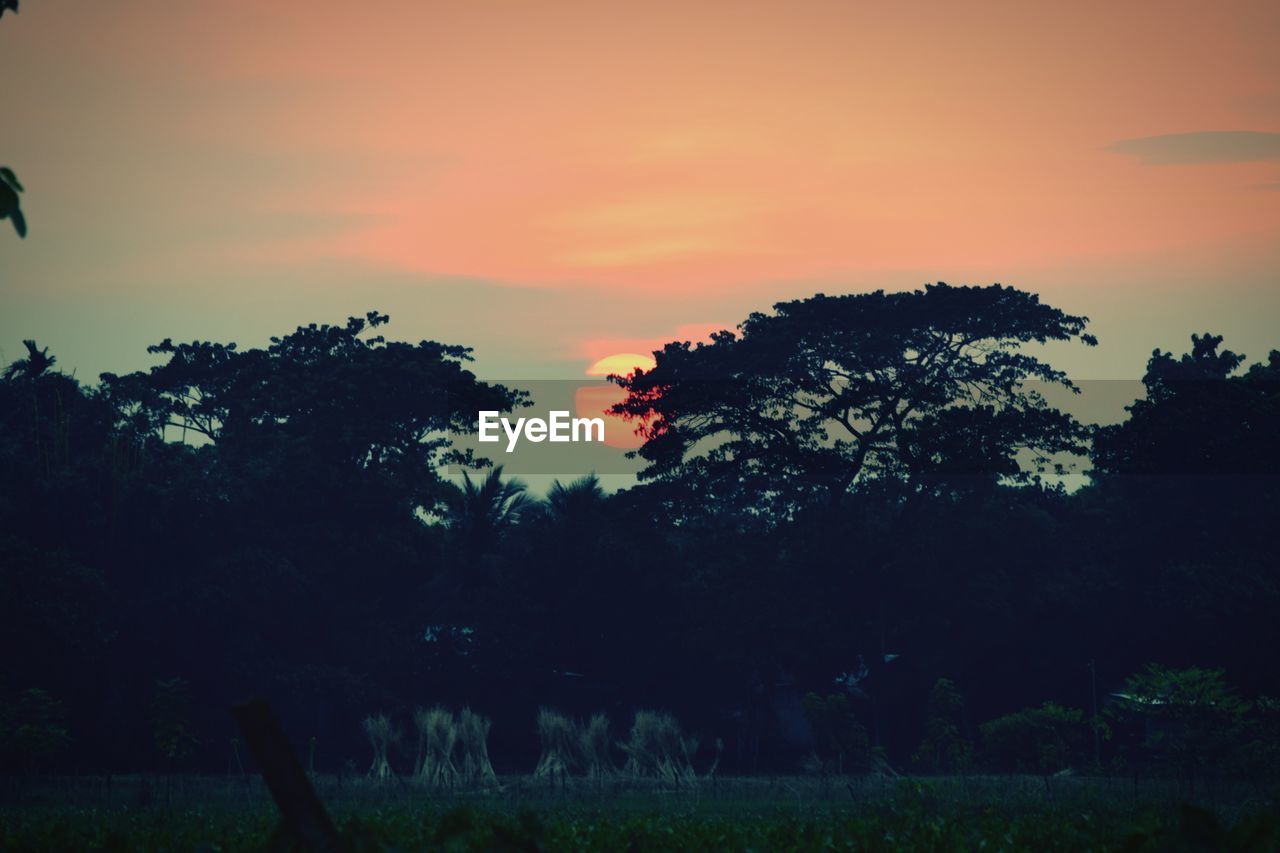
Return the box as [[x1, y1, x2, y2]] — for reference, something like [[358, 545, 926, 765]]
[[912, 679, 971, 774], [802, 693, 872, 775], [1, 777, 1277, 851], [1, 285, 1278, 846], [414, 706, 458, 787], [534, 709, 583, 780], [619, 711, 701, 784], [611, 283, 1096, 512], [0, 690, 69, 773], [1108, 665, 1250, 792], [362, 715, 399, 782]]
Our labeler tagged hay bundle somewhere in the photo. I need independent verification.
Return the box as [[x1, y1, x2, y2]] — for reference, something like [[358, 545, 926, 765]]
[[413, 706, 458, 787], [362, 713, 400, 782], [533, 708, 581, 778], [458, 707, 497, 786], [619, 710, 697, 784], [580, 713, 616, 778]]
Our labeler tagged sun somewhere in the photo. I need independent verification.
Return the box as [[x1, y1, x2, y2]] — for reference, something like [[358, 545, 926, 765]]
[[578, 352, 655, 450], [585, 352, 657, 377]]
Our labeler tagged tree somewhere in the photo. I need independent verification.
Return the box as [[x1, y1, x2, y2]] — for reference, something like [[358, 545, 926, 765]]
[[913, 678, 971, 773], [444, 465, 532, 552], [979, 702, 1085, 777], [2, 0, 27, 238], [1088, 335, 1280, 697], [102, 311, 523, 517], [0, 167, 26, 238], [544, 474, 608, 527], [86, 315, 523, 768], [1094, 333, 1280, 476], [152, 678, 199, 766], [612, 283, 1095, 513], [801, 692, 871, 774], [1110, 665, 1248, 792], [1, 339, 52, 380], [0, 689, 70, 773]]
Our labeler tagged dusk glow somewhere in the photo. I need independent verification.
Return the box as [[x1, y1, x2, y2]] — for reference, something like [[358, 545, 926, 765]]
[[2, 1, 1277, 380]]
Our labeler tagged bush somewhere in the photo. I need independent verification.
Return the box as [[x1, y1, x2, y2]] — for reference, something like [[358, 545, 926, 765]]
[[980, 702, 1085, 775], [1110, 665, 1248, 787], [801, 692, 871, 774], [913, 678, 971, 773], [0, 688, 70, 772], [152, 678, 198, 766]]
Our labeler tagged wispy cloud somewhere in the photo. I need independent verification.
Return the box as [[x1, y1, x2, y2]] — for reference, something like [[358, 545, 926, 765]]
[[1108, 131, 1280, 164]]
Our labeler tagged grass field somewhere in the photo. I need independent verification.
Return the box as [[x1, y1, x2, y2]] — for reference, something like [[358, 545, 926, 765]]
[[1, 774, 1277, 851]]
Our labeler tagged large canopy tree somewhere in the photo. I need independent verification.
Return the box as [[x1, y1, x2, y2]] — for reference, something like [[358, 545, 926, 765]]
[[89, 314, 526, 754], [102, 311, 523, 517], [612, 283, 1097, 513]]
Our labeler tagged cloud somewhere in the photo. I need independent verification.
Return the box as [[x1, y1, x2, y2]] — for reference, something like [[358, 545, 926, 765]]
[[1108, 131, 1280, 164]]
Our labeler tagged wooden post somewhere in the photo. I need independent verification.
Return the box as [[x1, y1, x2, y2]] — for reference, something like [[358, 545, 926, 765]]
[[230, 699, 344, 853]]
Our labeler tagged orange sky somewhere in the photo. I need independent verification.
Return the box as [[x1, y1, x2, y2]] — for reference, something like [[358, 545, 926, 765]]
[[1, 0, 1278, 381]]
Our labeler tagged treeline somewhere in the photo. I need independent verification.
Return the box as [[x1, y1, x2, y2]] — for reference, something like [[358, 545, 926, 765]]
[[0, 287, 1277, 779]]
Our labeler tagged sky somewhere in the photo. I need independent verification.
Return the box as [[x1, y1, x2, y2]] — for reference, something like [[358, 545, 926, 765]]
[[2, 0, 1278, 394]]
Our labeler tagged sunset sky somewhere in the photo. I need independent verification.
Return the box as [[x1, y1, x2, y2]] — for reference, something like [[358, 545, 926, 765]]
[[1, 0, 1278, 386]]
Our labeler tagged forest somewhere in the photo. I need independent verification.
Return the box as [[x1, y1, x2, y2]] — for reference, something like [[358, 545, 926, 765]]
[[2, 283, 1278, 800]]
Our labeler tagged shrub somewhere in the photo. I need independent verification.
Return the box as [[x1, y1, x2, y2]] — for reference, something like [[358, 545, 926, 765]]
[[913, 678, 971, 773], [1110, 664, 1248, 788], [980, 702, 1085, 775], [0, 688, 70, 772], [152, 678, 199, 766], [802, 692, 871, 774]]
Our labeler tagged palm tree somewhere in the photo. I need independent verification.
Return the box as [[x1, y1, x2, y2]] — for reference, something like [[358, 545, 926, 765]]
[[3, 340, 55, 382], [444, 465, 530, 550], [545, 474, 607, 526]]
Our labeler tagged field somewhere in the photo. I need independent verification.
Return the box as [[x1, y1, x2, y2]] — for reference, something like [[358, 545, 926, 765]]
[[2, 774, 1277, 851]]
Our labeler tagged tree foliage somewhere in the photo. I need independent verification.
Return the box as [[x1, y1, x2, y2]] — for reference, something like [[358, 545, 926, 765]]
[[979, 703, 1085, 775], [913, 678, 971, 773], [0, 301, 1277, 777], [612, 283, 1096, 513]]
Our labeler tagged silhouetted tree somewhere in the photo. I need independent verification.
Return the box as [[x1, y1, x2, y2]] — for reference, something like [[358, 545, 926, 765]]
[[0, 168, 25, 238], [544, 474, 608, 526], [2, 304, 1277, 777], [613, 283, 1095, 514], [913, 678, 971, 773], [444, 466, 531, 552], [1094, 333, 1280, 476]]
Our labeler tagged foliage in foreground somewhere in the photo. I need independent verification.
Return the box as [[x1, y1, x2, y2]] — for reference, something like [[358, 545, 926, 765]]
[[1, 785, 1278, 852]]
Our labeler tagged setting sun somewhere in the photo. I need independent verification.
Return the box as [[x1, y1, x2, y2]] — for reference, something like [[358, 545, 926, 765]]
[[585, 352, 657, 377]]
